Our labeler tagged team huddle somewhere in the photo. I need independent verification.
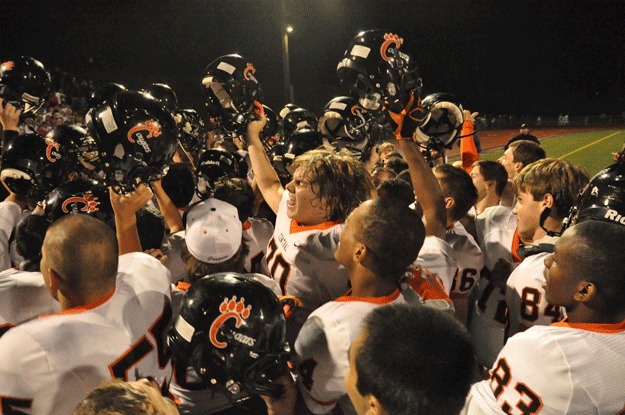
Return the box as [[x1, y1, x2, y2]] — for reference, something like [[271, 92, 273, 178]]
[[0, 29, 624, 415]]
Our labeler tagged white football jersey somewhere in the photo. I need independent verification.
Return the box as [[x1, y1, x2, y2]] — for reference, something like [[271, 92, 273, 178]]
[[469, 206, 522, 368], [506, 252, 564, 338], [295, 269, 452, 415], [0, 253, 172, 415], [243, 217, 273, 276], [0, 201, 23, 272], [475, 205, 520, 270], [266, 192, 348, 341], [464, 320, 625, 414], [415, 235, 458, 294], [163, 230, 186, 283], [446, 222, 485, 323], [0, 269, 59, 336]]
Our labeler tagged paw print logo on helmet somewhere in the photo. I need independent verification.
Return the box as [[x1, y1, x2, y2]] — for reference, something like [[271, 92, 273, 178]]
[[168, 273, 289, 397]]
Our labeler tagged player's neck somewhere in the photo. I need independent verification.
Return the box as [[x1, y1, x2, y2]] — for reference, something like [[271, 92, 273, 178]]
[[59, 286, 115, 311], [350, 270, 397, 298], [476, 194, 498, 214], [566, 307, 625, 325]]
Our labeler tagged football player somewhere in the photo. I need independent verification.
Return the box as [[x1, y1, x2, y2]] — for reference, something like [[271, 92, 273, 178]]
[[505, 158, 589, 338], [464, 220, 625, 414], [0, 185, 173, 414], [246, 115, 374, 344], [294, 196, 452, 415], [433, 164, 485, 324]]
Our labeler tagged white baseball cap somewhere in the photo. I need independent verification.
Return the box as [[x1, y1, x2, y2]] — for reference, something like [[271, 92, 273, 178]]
[[185, 198, 242, 264]]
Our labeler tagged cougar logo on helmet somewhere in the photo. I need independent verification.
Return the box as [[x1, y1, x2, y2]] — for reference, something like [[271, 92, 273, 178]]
[[127, 120, 162, 143], [0, 61, 15, 72], [45, 138, 61, 163], [243, 63, 257, 81], [127, 120, 162, 153], [209, 296, 252, 349], [61, 192, 100, 214], [380, 33, 404, 63]]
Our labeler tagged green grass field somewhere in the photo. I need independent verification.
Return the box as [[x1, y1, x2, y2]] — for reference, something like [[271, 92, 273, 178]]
[[480, 130, 625, 176]]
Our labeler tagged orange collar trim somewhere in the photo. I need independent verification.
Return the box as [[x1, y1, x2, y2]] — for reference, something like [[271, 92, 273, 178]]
[[551, 318, 625, 333], [176, 281, 191, 291], [511, 228, 523, 263], [40, 288, 116, 318], [289, 219, 342, 234], [243, 220, 252, 231], [334, 288, 400, 304]]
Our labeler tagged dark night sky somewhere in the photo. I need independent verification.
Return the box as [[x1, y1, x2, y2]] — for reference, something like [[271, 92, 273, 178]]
[[2, 0, 625, 117]]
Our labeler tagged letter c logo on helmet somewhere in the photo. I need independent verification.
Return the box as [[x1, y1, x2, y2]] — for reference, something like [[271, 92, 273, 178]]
[[127, 120, 162, 143], [209, 296, 252, 349], [61, 192, 101, 214], [380, 33, 404, 63], [45, 138, 61, 163]]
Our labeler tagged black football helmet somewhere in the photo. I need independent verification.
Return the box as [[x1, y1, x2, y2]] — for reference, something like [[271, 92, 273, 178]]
[[0, 56, 51, 115], [196, 149, 241, 198], [168, 273, 289, 397], [283, 130, 323, 167], [565, 160, 625, 229], [281, 108, 317, 139], [86, 90, 178, 194], [88, 82, 127, 109], [318, 96, 376, 160], [43, 178, 114, 227], [337, 30, 422, 113], [1, 133, 69, 201], [201, 54, 262, 134], [178, 108, 206, 154], [45, 125, 101, 176], [277, 103, 300, 122], [142, 83, 178, 114], [414, 92, 464, 149]]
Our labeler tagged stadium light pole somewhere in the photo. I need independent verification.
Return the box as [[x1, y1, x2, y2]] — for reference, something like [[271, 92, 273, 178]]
[[282, 25, 294, 104]]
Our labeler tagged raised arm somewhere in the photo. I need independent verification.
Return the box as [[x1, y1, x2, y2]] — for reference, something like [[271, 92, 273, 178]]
[[110, 184, 153, 255], [0, 99, 21, 146], [460, 110, 479, 173], [397, 139, 447, 238], [245, 109, 284, 213], [150, 179, 183, 234]]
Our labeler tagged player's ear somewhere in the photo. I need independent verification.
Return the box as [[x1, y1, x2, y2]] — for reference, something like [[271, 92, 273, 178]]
[[48, 268, 63, 290], [542, 193, 554, 209], [444, 196, 455, 210], [365, 394, 386, 415], [354, 242, 367, 263], [574, 280, 597, 303]]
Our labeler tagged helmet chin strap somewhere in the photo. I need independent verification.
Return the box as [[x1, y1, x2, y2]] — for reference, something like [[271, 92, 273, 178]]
[[539, 207, 562, 238]]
